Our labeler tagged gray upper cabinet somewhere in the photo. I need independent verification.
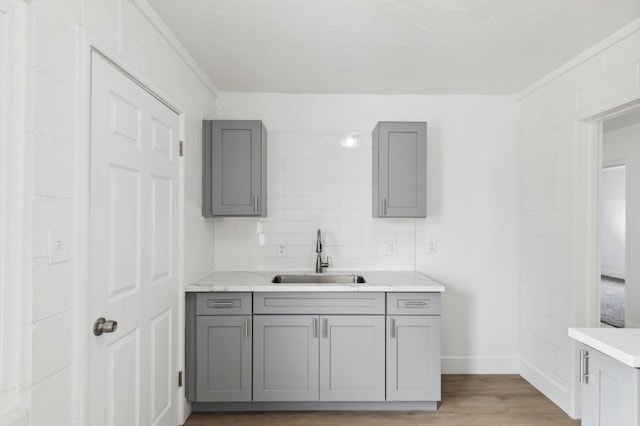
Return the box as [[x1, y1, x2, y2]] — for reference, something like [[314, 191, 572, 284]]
[[373, 122, 426, 218], [202, 120, 267, 217]]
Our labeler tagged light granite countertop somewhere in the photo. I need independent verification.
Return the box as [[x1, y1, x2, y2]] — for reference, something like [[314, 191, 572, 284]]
[[569, 327, 640, 368], [186, 270, 445, 293]]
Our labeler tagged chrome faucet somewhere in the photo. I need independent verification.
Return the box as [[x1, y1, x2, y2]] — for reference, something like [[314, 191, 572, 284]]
[[315, 229, 330, 273]]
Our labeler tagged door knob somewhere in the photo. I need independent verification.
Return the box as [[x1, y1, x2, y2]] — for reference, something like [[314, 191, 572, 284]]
[[93, 317, 118, 336]]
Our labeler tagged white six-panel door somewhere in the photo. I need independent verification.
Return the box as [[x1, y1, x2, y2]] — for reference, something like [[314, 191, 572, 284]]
[[89, 52, 180, 426]]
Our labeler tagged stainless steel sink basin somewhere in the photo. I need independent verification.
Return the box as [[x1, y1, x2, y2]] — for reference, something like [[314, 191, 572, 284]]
[[271, 274, 366, 284]]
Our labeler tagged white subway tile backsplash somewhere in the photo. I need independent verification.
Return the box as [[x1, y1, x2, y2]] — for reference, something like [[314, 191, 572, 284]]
[[215, 129, 416, 270]]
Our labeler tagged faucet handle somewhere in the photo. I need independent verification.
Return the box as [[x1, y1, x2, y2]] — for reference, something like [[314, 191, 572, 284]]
[[322, 256, 330, 268]]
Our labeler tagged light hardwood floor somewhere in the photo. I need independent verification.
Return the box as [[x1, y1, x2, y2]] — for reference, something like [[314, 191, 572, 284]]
[[185, 375, 580, 425]]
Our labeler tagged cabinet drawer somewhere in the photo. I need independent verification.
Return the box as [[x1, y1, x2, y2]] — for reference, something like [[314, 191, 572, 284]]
[[195, 293, 252, 315], [253, 292, 385, 314], [387, 293, 441, 315]]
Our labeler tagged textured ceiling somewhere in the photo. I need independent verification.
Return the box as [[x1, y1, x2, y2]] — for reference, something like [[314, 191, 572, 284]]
[[147, 0, 640, 94]]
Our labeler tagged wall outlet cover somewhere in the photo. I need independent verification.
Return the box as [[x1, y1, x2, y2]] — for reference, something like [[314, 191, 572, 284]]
[[382, 240, 398, 256]]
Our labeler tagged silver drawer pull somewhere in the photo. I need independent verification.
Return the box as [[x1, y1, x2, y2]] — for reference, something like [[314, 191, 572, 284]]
[[390, 318, 396, 338], [245, 317, 250, 339], [254, 196, 259, 215], [404, 301, 426, 306], [313, 318, 318, 338], [323, 318, 328, 338], [209, 300, 235, 306]]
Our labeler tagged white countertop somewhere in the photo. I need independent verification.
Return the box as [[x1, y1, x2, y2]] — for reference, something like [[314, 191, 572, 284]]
[[186, 270, 445, 293], [569, 327, 640, 368]]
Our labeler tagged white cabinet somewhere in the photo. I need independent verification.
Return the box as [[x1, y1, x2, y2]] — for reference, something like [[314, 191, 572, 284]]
[[580, 346, 640, 426]]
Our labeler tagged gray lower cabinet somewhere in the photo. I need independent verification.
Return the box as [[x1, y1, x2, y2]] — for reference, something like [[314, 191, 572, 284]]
[[372, 121, 427, 218], [253, 315, 319, 401], [202, 120, 267, 217], [187, 291, 441, 409], [387, 315, 441, 401], [386, 292, 441, 401], [320, 315, 385, 401], [253, 314, 386, 402], [196, 315, 252, 401], [580, 345, 640, 426]]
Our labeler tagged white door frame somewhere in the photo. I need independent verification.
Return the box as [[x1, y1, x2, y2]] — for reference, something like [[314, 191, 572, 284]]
[[570, 98, 640, 416], [0, 0, 26, 423], [77, 40, 187, 425]]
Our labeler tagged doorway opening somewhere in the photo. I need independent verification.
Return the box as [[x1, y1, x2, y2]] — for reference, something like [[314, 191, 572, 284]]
[[599, 108, 640, 328], [599, 164, 625, 327]]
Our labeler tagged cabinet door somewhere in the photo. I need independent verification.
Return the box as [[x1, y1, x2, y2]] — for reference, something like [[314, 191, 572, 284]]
[[205, 120, 266, 216], [253, 315, 319, 401], [387, 315, 441, 401], [581, 346, 640, 426], [373, 122, 426, 218], [319, 315, 385, 401], [195, 315, 252, 401]]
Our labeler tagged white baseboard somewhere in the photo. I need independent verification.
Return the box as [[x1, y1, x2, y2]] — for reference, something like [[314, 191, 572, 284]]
[[442, 356, 519, 374], [519, 358, 576, 419]]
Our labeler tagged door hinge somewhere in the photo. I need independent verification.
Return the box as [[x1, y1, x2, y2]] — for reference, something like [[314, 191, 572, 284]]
[[178, 370, 183, 387], [179, 140, 184, 157]]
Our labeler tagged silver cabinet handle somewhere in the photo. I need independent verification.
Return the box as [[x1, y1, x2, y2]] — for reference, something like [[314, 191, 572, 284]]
[[580, 349, 589, 383], [210, 300, 235, 306], [313, 318, 318, 338], [254, 196, 259, 214], [404, 301, 426, 306], [245, 317, 250, 339], [323, 318, 328, 338], [390, 318, 396, 338], [383, 198, 387, 216], [93, 317, 118, 336]]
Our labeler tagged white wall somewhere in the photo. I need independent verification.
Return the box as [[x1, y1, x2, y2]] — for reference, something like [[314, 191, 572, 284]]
[[517, 17, 640, 418], [13, 1, 217, 425], [218, 92, 520, 372], [600, 166, 625, 279]]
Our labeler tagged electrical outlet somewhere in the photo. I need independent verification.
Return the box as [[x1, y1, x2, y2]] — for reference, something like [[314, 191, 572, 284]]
[[426, 239, 438, 253], [48, 230, 68, 264], [278, 244, 287, 257], [382, 240, 397, 256]]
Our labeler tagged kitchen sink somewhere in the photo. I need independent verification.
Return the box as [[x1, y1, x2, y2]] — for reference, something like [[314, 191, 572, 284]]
[[271, 274, 366, 284]]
